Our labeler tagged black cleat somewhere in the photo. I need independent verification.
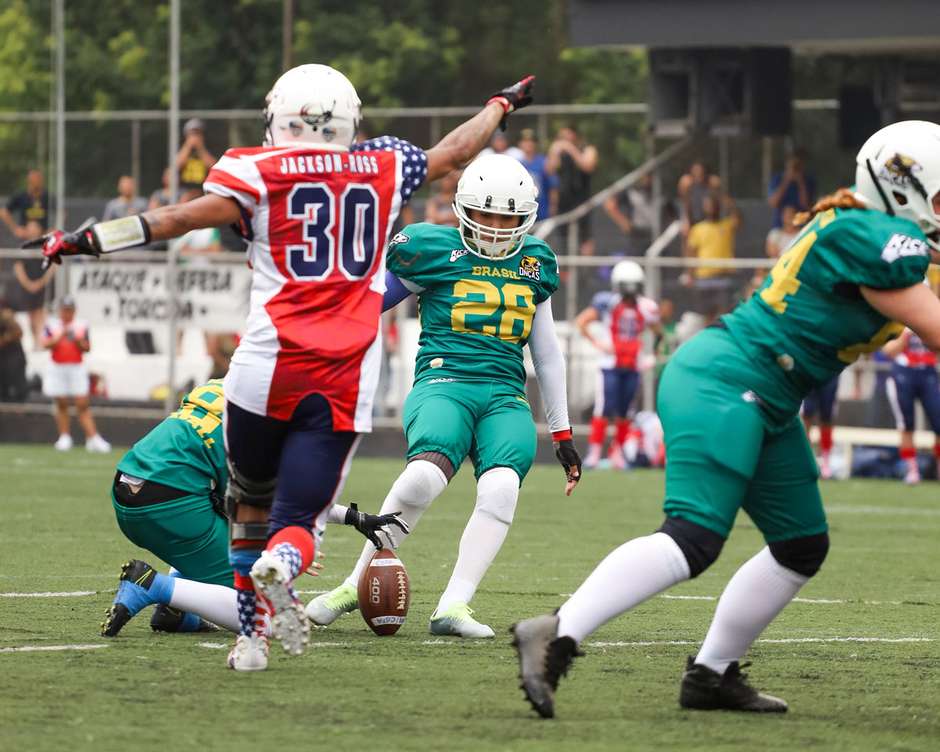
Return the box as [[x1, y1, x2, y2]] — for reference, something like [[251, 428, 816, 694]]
[[510, 614, 582, 719], [679, 657, 788, 712], [150, 604, 218, 634], [100, 559, 159, 637]]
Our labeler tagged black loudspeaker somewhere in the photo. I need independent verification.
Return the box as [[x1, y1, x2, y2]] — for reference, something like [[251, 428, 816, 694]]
[[839, 86, 882, 151], [649, 47, 792, 137], [750, 48, 791, 136]]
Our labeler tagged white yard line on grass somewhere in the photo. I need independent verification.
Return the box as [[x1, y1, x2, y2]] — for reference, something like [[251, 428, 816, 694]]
[[198, 641, 350, 649], [587, 637, 934, 647], [0, 591, 97, 598], [0, 643, 109, 654]]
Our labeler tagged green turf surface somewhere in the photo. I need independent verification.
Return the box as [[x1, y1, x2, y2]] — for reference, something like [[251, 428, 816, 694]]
[[1, 443, 938, 752]]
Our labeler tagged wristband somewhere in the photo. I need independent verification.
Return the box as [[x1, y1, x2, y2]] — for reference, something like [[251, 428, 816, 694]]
[[486, 96, 511, 114], [92, 214, 152, 253], [551, 428, 573, 443]]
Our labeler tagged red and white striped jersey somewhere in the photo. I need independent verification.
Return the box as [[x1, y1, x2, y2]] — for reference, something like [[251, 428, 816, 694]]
[[896, 330, 937, 368], [205, 136, 427, 430], [589, 291, 660, 370]]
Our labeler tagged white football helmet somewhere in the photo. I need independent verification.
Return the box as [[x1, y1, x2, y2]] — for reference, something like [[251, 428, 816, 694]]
[[611, 260, 645, 297], [855, 120, 940, 250], [263, 64, 361, 150], [453, 154, 538, 259]]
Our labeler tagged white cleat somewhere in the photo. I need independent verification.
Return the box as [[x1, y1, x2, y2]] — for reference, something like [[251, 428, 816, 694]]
[[904, 466, 921, 485], [819, 454, 832, 480], [429, 603, 495, 638], [305, 583, 358, 627], [54, 434, 73, 451], [227, 634, 269, 671], [250, 551, 309, 656], [608, 446, 626, 471], [85, 434, 112, 453]]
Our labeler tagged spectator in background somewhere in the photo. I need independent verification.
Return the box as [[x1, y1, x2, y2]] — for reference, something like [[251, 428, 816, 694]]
[[547, 125, 598, 255], [102, 175, 148, 221], [517, 128, 556, 221], [8, 220, 54, 347], [176, 118, 215, 195], [41, 296, 110, 453], [480, 131, 524, 161], [768, 147, 815, 228], [0, 297, 28, 402], [765, 204, 800, 259], [683, 193, 741, 312], [1, 169, 48, 239], [424, 170, 460, 227], [604, 172, 657, 253], [677, 159, 721, 239], [148, 167, 174, 210]]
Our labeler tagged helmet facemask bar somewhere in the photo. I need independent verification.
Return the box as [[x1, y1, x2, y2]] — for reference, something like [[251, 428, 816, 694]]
[[453, 198, 538, 259]]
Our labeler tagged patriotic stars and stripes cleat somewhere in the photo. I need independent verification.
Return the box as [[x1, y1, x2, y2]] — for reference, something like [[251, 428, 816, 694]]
[[227, 634, 269, 672], [250, 550, 309, 656]]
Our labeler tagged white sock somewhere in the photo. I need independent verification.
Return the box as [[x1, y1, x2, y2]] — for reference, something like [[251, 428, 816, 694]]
[[168, 577, 240, 633], [695, 547, 808, 674], [436, 467, 519, 613], [343, 460, 447, 589], [557, 532, 690, 643]]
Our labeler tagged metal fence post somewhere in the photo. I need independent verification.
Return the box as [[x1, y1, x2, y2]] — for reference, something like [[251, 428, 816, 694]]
[[165, 0, 181, 413]]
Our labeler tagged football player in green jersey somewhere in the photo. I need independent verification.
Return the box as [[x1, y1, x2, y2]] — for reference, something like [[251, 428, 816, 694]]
[[309, 154, 581, 638], [512, 120, 940, 718], [102, 379, 407, 637]]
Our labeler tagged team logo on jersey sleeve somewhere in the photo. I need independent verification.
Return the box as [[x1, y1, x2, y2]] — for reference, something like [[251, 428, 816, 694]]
[[518, 255, 541, 281], [390, 232, 410, 246], [449, 248, 469, 262]]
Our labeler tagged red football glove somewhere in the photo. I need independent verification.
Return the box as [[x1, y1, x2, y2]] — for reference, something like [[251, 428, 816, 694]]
[[486, 75, 535, 130], [23, 228, 100, 269]]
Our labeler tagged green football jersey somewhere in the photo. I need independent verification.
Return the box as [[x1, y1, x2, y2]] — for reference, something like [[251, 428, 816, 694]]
[[117, 379, 226, 495], [722, 207, 930, 421], [387, 223, 560, 389]]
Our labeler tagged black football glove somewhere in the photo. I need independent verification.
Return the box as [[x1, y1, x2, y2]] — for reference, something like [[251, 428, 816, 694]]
[[554, 438, 582, 497], [487, 74, 535, 130], [23, 227, 100, 270], [345, 502, 410, 549]]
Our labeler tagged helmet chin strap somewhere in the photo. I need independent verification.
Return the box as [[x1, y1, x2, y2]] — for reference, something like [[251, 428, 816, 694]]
[[865, 159, 895, 216]]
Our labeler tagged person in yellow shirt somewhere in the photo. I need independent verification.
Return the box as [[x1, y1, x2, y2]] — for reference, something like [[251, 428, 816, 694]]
[[685, 194, 741, 279]]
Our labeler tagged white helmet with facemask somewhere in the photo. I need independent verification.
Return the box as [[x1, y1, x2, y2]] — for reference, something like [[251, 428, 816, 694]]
[[610, 260, 645, 298], [855, 120, 940, 250], [263, 64, 361, 150], [453, 154, 538, 259]]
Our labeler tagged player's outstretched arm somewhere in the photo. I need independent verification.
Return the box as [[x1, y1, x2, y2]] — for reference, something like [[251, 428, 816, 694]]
[[862, 283, 940, 351], [425, 75, 535, 182], [528, 298, 581, 496], [25, 194, 241, 267]]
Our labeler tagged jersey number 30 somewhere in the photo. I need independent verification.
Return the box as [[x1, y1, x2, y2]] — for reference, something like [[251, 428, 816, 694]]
[[285, 183, 379, 281]]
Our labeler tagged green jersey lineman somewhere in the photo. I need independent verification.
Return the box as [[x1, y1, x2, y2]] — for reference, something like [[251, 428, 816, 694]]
[[112, 379, 232, 587], [511, 121, 940, 718]]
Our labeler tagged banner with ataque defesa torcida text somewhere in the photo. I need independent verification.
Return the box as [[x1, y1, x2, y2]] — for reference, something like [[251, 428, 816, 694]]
[[71, 261, 251, 331]]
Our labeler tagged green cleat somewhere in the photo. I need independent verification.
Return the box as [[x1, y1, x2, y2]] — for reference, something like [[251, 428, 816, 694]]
[[305, 583, 358, 626], [429, 603, 495, 638]]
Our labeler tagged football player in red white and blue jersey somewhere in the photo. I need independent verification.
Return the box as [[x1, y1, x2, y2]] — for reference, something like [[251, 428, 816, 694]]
[[575, 260, 659, 469], [30, 63, 536, 671], [883, 327, 940, 483]]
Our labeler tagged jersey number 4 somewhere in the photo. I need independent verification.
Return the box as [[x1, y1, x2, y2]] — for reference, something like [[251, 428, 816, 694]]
[[286, 183, 379, 281]]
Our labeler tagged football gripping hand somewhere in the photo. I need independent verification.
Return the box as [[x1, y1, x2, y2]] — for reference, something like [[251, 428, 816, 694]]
[[487, 75, 535, 130], [23, 228, 100, 270], [345, 502, 411, 549], [554, 438, 582, 497]]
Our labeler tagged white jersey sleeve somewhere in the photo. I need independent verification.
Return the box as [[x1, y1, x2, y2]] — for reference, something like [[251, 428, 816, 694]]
[[527, 298, 571, 433], [203, 150, 265, 215]]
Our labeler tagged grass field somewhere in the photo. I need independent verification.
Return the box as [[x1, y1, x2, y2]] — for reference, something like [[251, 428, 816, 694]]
[[1, 443, 939, 752]]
